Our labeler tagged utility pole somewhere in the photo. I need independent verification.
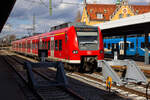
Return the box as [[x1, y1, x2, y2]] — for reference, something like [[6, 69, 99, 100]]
[[33, 14, 35, 34], [49, 0, 52, 16], [84, 0, 86, 4], [84, 0, 87, 6]]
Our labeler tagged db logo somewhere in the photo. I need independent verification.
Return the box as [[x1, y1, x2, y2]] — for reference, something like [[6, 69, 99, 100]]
[[87, 51, 91, 55]]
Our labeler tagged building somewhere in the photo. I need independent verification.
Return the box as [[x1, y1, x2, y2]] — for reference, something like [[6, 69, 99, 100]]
[[81, 0, 150, 25]]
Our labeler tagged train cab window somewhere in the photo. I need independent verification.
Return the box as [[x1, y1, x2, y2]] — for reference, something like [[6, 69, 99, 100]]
[[130, 43, 134, 48], [55, 40, 58, 50], [59, 40, 62, 51], [76, 29, 98, 50], [141, 42, 145, 48], [48, 41, 50, 50]]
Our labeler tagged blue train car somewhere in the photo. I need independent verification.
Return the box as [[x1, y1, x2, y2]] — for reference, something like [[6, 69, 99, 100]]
[[104, 37, 150, 56]]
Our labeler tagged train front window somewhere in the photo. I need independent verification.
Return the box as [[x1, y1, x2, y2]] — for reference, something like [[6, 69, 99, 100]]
[[76, 31, 98, 50]]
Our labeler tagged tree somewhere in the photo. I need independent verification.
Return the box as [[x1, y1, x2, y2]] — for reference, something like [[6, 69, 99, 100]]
[[9, 34, 16, 42]]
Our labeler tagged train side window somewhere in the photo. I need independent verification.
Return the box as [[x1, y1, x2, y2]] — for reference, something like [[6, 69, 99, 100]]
[[126, 43, 129, 49], [130, 43, 134, 48], [108, 44, 110, 49], [19, 43, 21, 48], [104, 43, 106, 48], [141, 42, 145, 48], [45, 41, 47, 49], [34, 42, 35, 49], [120, 43, 122, 50], [48, 40, 50, 50], [122, 43, 124, 50], [55, 40, 58, 50], [59, 40, 62, 51], [32, 42, 34, 49], [33, 42, 34, 49], [120, 43, 121, 49], [35, 42, 37, 49], [120, 43, 124, 50], [42, 41, 45, 49], [28, 43, 30, 49]]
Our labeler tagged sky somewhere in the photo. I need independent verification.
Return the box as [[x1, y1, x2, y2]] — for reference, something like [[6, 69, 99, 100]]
[[1, 0, 150, 38]]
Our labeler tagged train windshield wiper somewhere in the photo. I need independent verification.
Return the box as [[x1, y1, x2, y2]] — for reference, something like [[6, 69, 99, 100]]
[[80, 41, 97, 45]]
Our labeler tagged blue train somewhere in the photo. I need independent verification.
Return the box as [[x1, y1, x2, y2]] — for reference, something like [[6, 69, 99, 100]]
[[103, 36, 150, 56]]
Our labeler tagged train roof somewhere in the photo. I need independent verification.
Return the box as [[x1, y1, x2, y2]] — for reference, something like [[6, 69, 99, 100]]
[[12, 22, 99, 43], [50, 22, 97, 31], [50, 22, 85, 31]]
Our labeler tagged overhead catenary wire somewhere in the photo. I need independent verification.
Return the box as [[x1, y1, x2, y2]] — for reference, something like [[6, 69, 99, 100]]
[[23, 0, 48, 8], [60, 0, 84, 5]]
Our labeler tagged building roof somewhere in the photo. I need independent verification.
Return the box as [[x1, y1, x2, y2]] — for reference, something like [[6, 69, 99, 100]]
[[86, 4, 116, 21], [132, 5, 150, 14], [85, 4, 150, 21]]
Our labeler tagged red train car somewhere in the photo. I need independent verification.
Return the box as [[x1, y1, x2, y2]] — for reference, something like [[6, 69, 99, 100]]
[[12, 23, 104, 72]]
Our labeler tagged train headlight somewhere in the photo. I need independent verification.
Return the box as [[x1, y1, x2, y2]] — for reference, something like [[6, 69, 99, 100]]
[[72, 50, 78, 54], [100, 50, 104, 54]]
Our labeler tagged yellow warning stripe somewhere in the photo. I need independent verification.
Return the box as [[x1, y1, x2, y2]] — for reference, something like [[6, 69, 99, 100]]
[[55, 33, 65, 36]]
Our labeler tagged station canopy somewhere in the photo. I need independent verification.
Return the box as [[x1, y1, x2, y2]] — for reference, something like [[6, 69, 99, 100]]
[[0, 0, 16, 32], [94, 12, 150, 37]]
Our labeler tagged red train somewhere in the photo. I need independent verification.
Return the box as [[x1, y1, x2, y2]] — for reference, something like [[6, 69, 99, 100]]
[[12, 23, 104, 72]]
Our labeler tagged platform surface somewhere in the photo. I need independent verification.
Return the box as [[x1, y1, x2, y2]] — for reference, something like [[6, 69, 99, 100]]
[[0, 55, 25, 100], [136, 61, 150, 70]]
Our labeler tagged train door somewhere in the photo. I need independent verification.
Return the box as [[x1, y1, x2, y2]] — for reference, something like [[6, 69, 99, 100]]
[[38, 38, 42, 49], [50, 37, 54, 57], [48, 38, 50, 56], [30, 40, 32, 54], [111, 43, 114, 55], [26, 40, 27, 54], [116, 43, 120, 55], [119, 42, 124, 55], [20, 42, 23, 52]]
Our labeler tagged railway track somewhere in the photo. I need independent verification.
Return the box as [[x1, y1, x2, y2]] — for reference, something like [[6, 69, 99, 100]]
[[4, 50, 150, 100], [3, 52, 84, 100], [68, 72, 150, 100]]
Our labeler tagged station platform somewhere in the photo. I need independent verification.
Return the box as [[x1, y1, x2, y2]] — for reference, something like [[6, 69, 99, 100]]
[[135, 61, 150, 75], [136, 62, 150, 70], [0, 55, 25, 100], [105, 57, 150, 75]]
